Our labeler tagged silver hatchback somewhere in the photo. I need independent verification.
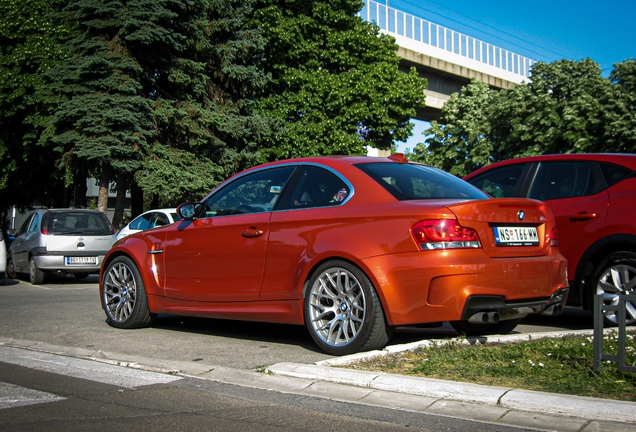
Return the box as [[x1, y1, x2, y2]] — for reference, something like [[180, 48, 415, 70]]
[[7, 209, 117, 284]]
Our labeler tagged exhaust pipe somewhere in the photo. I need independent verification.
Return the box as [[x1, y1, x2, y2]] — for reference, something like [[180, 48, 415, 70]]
[[468, 311, 500, 324], [541, 304, 563, 316]]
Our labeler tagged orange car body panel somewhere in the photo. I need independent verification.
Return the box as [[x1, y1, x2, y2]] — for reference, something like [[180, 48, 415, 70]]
[[102, 156, 568, 327]]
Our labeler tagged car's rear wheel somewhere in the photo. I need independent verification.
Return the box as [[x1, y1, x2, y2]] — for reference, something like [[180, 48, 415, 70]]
[[450, 318, 522, 336], [589, 251, 636, 326], [29, 257, 45, 285], [305, 260, 392, 355], [101, 256, 155, 329]]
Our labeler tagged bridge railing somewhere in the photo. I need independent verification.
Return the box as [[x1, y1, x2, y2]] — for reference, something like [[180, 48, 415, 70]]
[[360, 0, 534, 83]]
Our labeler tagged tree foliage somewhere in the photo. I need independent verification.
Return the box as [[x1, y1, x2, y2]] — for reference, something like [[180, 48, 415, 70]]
[[40, 0, 155, 212], [130, 0, 276, 203], [0, 0, 70, 212], [412, 58, 635, 177], [251, 0, 427, 161]]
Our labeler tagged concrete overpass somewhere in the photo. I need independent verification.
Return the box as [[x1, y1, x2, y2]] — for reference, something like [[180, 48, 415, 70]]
[[360, 1, 535, 122]]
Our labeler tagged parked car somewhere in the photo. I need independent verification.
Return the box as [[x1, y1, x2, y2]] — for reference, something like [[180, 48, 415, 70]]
[[8, 209, 117, 285], [0, 229, 6, 285], [116, 209, 181, 241], [464, 153, 636, 325], [100, 154, 568, 355]]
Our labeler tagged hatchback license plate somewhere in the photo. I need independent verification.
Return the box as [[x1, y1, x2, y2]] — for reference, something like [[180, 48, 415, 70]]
[[493, 226, 539, 246], [66, 256, 97, 265]]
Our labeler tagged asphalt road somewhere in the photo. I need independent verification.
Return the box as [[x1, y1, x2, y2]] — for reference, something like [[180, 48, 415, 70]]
[[0, 347, 535, 432], [0, 274, 595, 370]]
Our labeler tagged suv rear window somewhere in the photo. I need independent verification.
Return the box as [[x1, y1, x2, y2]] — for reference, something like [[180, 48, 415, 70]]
[[46, 211, 113, 235], [355, 162, 488, 200]]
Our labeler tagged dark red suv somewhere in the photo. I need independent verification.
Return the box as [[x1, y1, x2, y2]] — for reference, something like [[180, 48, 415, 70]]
[[464, 154, 636, 325]]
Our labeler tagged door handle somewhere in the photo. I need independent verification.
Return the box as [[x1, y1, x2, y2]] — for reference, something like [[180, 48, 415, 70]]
[[241, 227, 264, 238], [569, 212, 597, 222]]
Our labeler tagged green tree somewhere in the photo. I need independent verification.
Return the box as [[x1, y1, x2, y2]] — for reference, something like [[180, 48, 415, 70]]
[[0, 0, 70, 215], [251, 0, 427, 161], [412, 80, 496, 177], [40, 0, 155, 217], [416, 59, 615, 177], [129, 0, 276, 203], [494, 59, 610, 156], [605, 59, 636, 152]]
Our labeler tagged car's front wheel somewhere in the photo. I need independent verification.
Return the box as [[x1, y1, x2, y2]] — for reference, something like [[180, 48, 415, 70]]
[[6, 256, 17, 280], [305, 260, 393, 355], [29, 257, 45, 285], [589, 251, 636, 326], [101, 256, 155, 329], [450, 318, 522, 336]]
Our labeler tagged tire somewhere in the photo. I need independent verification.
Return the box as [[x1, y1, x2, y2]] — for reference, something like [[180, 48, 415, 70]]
[[588, 251, 636, 326], [101, 256, 155, 329], [304, 260, 393, 355], [450, 318, 522, 336], [29, 257, 45, 285], [6, 256, 17, 280]]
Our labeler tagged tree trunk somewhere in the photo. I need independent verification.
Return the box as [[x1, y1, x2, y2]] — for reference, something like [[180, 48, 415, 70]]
[[111, 173, 128, 230], [97, 166, 111, 214], [73, 172, 88, 208], [131, 179, 143, 219]]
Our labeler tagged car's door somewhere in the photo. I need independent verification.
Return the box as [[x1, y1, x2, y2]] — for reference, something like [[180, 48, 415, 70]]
[[162, 166, 296, 302], [527, 161, 609, 279], [261, 165, 352, 301], [10, 213, 38, 270]]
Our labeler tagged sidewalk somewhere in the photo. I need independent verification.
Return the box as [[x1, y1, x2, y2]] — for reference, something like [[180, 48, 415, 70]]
[[1, 334, 635, 432]]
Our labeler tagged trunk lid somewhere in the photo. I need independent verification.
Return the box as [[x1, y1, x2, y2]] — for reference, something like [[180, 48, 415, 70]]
[[446, 198, 555, 258]]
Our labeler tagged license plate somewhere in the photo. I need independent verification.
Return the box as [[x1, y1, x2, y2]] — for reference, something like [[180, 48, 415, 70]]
[[493, 226, 539, 246], [66, 256, 97, 265]]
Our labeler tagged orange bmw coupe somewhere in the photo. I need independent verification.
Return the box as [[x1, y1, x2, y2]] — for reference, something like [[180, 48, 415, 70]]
[[100, 154, 569, 355]]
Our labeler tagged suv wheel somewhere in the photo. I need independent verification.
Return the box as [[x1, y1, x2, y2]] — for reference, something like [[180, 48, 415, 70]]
[[589, 251, 636, 326]]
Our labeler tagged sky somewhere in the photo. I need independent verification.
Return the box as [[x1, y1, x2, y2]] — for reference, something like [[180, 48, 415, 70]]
[[387, 0, 636, 153]]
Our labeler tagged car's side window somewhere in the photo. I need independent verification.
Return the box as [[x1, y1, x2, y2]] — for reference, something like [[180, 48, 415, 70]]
[[152, 213, 170, 227], [599, 162, 633, 187], [201, 166, 296, 217], [16, 214, 34, 237], [27, 213, 40, 234], [129, 214, 153, 231], [277, 166, 350, 210], [466, 164, 526, 198], [529, 162, 594, 200]]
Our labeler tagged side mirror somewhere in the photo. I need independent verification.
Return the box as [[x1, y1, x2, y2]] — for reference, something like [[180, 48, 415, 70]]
[[176, 203, 196, 220]]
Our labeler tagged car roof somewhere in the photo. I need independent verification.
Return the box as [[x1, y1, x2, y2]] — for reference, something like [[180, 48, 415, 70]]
[[36, 208, 104, 214], [464, 153, 636, 179], [243, 153, 414, 173]]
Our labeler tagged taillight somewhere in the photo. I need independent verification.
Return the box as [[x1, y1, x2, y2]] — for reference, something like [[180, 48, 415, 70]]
[[41, 212, 50, 235], [411, 219, 481, 250], [547, 226, 559, 247]]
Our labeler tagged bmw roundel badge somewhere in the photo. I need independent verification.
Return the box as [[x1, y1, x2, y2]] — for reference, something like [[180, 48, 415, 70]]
[[518, 210, 525, 221]]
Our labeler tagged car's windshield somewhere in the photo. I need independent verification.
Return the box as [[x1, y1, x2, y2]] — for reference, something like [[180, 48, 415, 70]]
[[355, 162, 488, 200], [47, 212, 112, 235]]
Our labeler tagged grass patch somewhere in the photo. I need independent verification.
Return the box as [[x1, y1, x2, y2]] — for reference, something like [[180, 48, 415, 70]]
[[344, 331, 636, 402]]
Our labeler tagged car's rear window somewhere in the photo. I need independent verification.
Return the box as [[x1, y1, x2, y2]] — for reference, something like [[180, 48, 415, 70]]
[[355, 162, 489, 200], [47, 211, 112, 236]]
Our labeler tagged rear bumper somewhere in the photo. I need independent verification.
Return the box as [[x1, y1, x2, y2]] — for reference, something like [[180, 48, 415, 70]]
[[460, 287, 569, 321], [358, 248, 569, 326], [34, 252, 106, 273]]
